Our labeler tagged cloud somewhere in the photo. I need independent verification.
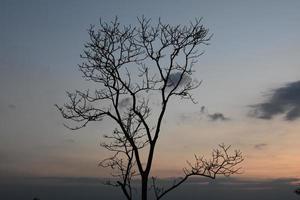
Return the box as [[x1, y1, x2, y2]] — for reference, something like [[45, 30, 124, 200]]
[[34, 177, 103, 185], [1, 176, 299, 200], [200, 106, 230, 121], [178, 113, 191, 122], [8, 104, 16, 110], [119, 97, 131, 108], [254, 143, 268, 150], [200, 106, 205, 113], [250, 80, 300, 120], [166, 72, 192, 88], [177, 106, 230, 124], [208, 112, 229, 121]]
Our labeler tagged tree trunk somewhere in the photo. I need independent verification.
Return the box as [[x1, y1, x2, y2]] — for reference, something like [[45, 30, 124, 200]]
[[141, 175, 148, 200]]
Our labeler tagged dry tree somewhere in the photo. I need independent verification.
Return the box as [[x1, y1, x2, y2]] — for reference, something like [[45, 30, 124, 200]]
[[56, 16, 243, 200]]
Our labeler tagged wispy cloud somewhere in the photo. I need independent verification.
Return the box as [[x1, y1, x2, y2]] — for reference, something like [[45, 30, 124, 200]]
[[202, 106, 230, 121], [208, 113, 229, 121], [177, 106, 230, 124], [254, 143, 268, 150], [119, 97, 131, 108], [166, 72, 192, 88], [8, 104, 16, 110], [250, 80, 300, 120]]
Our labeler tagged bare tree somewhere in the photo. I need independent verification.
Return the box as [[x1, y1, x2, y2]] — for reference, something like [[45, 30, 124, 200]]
[[56, 17, 243, 200]]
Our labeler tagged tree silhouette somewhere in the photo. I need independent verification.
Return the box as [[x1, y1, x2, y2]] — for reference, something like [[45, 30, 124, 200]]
[[56, 17, 243, 200]]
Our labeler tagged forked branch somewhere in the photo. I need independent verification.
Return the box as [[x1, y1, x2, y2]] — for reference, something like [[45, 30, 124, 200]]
[[152, 144, 243, 199]]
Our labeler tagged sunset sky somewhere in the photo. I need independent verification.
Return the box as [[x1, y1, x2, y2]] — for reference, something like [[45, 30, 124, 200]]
[[1, 0, 300, 187]]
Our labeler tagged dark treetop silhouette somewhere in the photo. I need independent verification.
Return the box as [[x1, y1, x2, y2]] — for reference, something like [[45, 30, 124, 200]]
[[56, 17, 243, 200]]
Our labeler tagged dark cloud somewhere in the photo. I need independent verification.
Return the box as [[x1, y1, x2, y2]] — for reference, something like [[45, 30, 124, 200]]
[[119, 97, 131, 108], [250, 80, 300, 120], [254, 143, 268, 150], [200, 106, 205, 113], [200, 106, 230, 121], [177, 106, 230, 124], [8, 104, 16, 110], [166, 72, 192, 88], [1, 177, 299, 200], [208, 112, 229, 121], [199, 106, 230, 122], [34, 177, 103, 185]]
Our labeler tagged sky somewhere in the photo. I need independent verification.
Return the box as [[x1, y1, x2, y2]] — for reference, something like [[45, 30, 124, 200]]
[[1, 0, 300, 198]]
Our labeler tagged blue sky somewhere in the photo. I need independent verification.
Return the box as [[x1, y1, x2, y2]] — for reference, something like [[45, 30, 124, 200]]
[[1, 0, 300, 186]]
